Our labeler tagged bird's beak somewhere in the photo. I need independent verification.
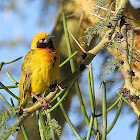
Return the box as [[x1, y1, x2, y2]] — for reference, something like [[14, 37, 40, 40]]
[[43, 35, 54, 43], [45, 35, 54, 39]]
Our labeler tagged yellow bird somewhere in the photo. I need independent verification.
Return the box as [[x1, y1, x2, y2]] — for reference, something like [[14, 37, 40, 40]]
[[19, 32, 60, 107]]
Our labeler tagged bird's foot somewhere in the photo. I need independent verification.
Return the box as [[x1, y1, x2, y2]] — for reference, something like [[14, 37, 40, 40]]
[[31, 92, 51, 110]]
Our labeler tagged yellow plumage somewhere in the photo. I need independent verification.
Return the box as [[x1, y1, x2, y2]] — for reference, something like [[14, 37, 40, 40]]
[[19, 32, 60, 107]]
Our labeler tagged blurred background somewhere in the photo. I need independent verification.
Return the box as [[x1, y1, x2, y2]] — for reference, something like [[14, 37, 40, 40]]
[[0, 0, 140, 140]]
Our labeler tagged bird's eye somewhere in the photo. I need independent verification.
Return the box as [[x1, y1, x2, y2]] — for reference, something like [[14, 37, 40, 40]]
[[44, 38, 49, 43], [39, 39, 43, 43]]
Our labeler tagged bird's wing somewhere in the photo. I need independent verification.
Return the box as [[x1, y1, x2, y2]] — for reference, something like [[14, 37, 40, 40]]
[[19, 49, 36, 102]]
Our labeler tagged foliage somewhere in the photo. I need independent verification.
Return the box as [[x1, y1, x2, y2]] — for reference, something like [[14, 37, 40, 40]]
[[96, 0, 109, 6], [94, 0, 109, 14], [101, 58, 117, 79], [0, 122, 20, 140], [0, 107, 20, 140], [83, 0, 113, 46], [84, 21, 106, 46], [0, 107, 19, 131], [46, 118, 61, 139], [107, 41, 121, 49]]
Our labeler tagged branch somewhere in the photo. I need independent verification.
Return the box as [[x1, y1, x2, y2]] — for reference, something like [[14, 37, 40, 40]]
[[119, 24, 140, 116], [0, 56, 22, 71]]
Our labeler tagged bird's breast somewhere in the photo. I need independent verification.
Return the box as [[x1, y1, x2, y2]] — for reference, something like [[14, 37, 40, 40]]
[[30, 48, 60, 94]]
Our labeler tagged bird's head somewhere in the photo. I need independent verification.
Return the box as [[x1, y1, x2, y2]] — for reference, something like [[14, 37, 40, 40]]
[[31, 32, 54, 49]]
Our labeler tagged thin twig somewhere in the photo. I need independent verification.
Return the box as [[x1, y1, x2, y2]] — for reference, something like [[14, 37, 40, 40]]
[[4, 56, 23, 64], [58, 97, 82, 140], [0, 93, 12, 107], [0, 56, 22, 71], [88, 64, 98, 130], [63, 10, 96, 135], [123, 16, 140, 23], [0, 85, 18, 89], [86, 114, 94, 140], [0, 82, 20, 101], [59, 51, 78, 68], [102, 82, 107, 140], [107, 100, 123, 134], [136, 122, 140, 140], [6, 71, 19, 85]]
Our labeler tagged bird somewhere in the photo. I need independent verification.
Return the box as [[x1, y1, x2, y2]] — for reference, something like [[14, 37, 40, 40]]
[[19, 32, 60, 107]]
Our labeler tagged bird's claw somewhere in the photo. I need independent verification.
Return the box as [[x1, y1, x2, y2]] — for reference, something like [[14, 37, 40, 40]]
[[31, 92, 51, 110], [39, 97, 51, 111]]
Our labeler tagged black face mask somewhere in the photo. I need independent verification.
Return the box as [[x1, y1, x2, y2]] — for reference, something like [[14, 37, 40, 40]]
[[37, 40, 53, 49]]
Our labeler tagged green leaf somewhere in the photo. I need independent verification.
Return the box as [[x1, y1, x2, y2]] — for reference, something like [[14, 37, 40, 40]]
[[101, 58, 117, 79], [84, 21, 106, 46], [96, 0, 109, 6], [93, 0, 109, 14]]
